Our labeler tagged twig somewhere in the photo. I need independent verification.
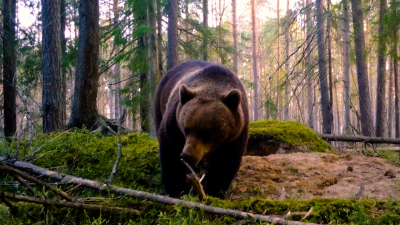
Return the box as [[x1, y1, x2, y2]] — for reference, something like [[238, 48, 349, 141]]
[[0, 165, 75, 202], [1, 191, 140, 214], [66, 184, 82, 194], [0, 157, 322, 225], [300, 207, 313, 222], [181, 159, 207, 201]]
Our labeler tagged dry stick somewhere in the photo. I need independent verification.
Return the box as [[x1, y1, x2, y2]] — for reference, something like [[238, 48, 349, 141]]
[[181, 159, 206, 201], [1, 191, 140, 214], [300, 207, 313, 222], [0, 161, 36, 195], [0, 157, 323, 225], [0, 165, 74, 202]]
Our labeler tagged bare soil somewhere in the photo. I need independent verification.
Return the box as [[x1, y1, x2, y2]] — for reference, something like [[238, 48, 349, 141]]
[[230, 152, 400, 201]]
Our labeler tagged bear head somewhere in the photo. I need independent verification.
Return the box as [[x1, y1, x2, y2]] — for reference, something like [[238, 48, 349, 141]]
[[176, 84, 244, 166]]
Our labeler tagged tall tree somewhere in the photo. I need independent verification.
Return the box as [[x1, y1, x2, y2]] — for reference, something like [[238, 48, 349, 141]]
[[42, 0, 64, 133], [316, 0, 332, 134], [305, 0, 313, 129], [276, 0, 280, 115], [251, 0, 259, 120], [375, 0, 387, 137], [342, 0, 351, 135], [148, 0, 157, 135], [388, 60, 394, 137], [351, 0, 375, 136], [60, 0, 67, 123], [232, 0, 239, 75], [3, 0, 17, 137], [203, 0, 208, 61], [167, 0, 178, 70], [326, 0, 334, 132], [157, 0, 163, 76], [284, 0, 290, 120], [113, 0, 121, 120], [68, 0, 100, 129], [392, 0, 400, 138]]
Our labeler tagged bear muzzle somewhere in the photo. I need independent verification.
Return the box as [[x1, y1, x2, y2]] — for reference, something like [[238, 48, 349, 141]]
[[180, 142, 209, 166]]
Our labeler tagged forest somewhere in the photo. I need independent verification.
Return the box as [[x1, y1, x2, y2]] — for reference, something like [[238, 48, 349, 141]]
[[2, 0, 400, 224]]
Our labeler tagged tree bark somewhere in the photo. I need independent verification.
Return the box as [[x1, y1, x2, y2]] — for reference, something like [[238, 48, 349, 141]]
[[305, 0, 313, 130], [251, 0, 259, 121], [276, 0, 280, 117], [284, 0, 290, 121], [60, 0, 67, 125], [203, 0, 208, 61], [376, 0, 387, 137], [351, 0, 375, 136], [389, 59, 394, 137], [148, 0, 157, 136], [67, 0, 100, 129], [167, 0, 178, 70], [42, 0, 64, 133], [157, 0, 163, 77], [342, 0, 351, 135], [232, 0, 239, 76], [327, 1, 334, 133], [316, 0, 332, 134], [3, 0, 17, 137]]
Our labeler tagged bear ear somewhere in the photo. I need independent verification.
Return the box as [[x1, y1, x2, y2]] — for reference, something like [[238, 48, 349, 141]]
[[223, 89, 241, 110], [179, 84, 196, 105]]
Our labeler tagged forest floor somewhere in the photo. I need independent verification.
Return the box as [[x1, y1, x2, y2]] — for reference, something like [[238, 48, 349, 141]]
[[230, 149, 400, 201]]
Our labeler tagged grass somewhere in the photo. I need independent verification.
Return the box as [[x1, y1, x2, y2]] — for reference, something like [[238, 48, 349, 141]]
[[1, 129, 400, 224]]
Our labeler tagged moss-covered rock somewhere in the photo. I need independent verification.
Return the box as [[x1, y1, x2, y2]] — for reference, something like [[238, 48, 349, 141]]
[[248, 120, 334, 154]]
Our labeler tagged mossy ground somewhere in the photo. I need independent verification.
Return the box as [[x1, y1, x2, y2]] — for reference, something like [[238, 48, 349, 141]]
[[249, 120, 334, 153], [0, 130, 399, 224]]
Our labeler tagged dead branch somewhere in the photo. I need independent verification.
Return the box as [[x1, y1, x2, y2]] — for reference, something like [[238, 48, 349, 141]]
[[318, 134, 400, 144], [0, 165, 74, 202], [0, 191, 140, 214], [0, 160, 36, 195], [0, 157, 324, 225], [181, 159, 206, 201], [300, 207, 313, 222]]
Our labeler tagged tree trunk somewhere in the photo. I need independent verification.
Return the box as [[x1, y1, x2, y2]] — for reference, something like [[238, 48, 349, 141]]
[[327, 1, 334, 133], [42, 0, 63, 133], [251, 0, 259, 121], [148, 0, 157, 136], [305, 0, 313, 129], [113, 0, 121, 121], [232, 0, 238, 76], [316, 0, 332, 134], [3, 0, 17, 137], [157, 0, 163, 77], [60, 0, 67, 125], [375, 0, 387, 137], [389, 59, 394, 137], [276, 0, 280, 117], [67, 0, 100, 129], [203, 0, 208, 61], [351, 0, 375, 136], [342, 0, 351, 135], [284, 0, 290, 121], [167, 0, 178, 70]]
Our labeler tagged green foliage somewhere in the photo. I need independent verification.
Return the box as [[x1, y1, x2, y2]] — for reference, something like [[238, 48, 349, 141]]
[[249, 120, 334, 153]]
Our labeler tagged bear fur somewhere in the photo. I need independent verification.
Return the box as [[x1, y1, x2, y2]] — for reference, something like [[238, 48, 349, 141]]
[[153, 60, 249, 198]]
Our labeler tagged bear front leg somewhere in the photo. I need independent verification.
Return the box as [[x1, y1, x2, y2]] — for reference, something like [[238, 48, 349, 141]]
[[158, 131, 190, 198], [202, 137, 247, 198]]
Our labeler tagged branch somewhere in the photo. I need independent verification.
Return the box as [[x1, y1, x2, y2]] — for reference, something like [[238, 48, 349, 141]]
[[0, 191, 140, 214], [181, 159, 206, 201], [0, 165, 74, 202], [0, 157, 323, 225]]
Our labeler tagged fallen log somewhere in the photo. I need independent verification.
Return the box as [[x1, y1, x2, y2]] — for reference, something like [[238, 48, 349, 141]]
[[318, 134, 400, 145], [0, 156, 323, 225], [0, 191, 140, 214]]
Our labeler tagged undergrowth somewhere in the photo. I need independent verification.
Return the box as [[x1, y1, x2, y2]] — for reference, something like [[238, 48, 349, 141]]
[[249, 120, 334, 153], [1, 129, 400, 224]]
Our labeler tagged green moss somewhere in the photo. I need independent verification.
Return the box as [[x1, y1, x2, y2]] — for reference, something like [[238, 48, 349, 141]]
[[249, 120, 334, 153]]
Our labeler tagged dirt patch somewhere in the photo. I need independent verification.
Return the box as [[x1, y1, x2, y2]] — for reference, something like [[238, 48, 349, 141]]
[[230, 152, 400, 201]]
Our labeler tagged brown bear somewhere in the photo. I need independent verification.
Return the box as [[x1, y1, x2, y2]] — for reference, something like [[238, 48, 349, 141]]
[[153, 60, 249, 198]]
